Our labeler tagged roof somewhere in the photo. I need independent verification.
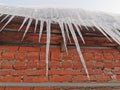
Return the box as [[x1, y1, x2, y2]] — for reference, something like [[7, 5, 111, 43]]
[[0, 4, 120, 79]]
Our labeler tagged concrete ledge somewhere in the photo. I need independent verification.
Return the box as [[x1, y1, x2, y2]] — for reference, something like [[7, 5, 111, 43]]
[[0, 82, 119, 87]]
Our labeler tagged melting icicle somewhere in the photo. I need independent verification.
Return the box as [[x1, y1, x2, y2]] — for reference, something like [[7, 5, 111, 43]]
[[67, 21, 90, 79], [0, 14, 3, 18], [58, 21, 68, 53], [0, 15, 15, 32], [39, 20, 44, 42], [73, 22, 85, 44], [46, 20, 51, 77], [21, 18, 32, 41], [0, 14, 9, 23], [34, 19, 38, 33], [18, 17, 29, 31], [64, 23, 71, 43]]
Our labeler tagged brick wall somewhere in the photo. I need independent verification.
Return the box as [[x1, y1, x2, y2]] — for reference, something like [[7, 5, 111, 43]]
[[0, 45, 120, 89]]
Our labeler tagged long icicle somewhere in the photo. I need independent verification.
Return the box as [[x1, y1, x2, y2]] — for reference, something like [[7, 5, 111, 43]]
[[21, 18, 32, 41], [64, 23, 71, 43], [73, 22, 85, 44], [38, 20, 44, 42], [0, 15, 15, 32], [67, 21, 90, 79], [58, 21, 68, 53], [18, 17, 29, 31], [34, 19, 38, 33], [46, 20, 51, 77]]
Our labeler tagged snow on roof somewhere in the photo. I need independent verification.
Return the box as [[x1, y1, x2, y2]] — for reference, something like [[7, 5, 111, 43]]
[[0, 4, 120, 79]]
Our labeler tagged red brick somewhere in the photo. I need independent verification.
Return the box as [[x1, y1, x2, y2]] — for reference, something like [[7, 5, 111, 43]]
[[103, 69, 112, 75], [103, 53, 113, 60], [94, 53, 103, 61], [50, 47, 60, 61], [5, 87, 32, 90], [3, 51, 15, 60], [73, 61, 83, 69], [19, 46, 40, 52], [27, 52, 39, 61], [37, 60, 46, 69], [94, 62, 104, 69], [62, 51, 73, 60], [36, 70, 46, 75], [113, 62, 120, 67], [97, 75, 111, 82], [27, 61, 37, 69], [0, 51, 2, 60], [50, 75, 72, 82], [11, 70, 35, 76], [0, 87, 4, 90], [104, 62, 114, 68], [1, 61, 13, 69], [0, 46, 19, 51], [0, 76, 21, 82], [73, 75, 96, 82], [114, 53, 120, 60], [62, 61, 72, 68], [34, 87, 54, 90], [0, 70, 11, 75], [81, 69, 102, 75], [49, 70, 80, 75], [86, 61, 94, 68], [50, 61, 60, 68], [40, 47, 50, 60], [13, 61, 27, 69], [116, 75, 120, 80], [15, 51, 27, 60], [112, 70, 120, 75], [83, 53, 94, 60], [24, 76, 48, 82]]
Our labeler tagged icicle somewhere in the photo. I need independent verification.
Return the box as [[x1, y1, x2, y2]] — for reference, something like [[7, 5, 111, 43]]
[[0, 14, 9, 23], [45, 20, 51, 77], [0, 15, 15, 32], [34, 19, 38, 33], [0, 14, 3, 18], [21, 18, 32, 41], [38, 20, 44, 42], [58, 21, 68, 53], [64, 23, 71, 43], [18, 17, 28, 31], [73, 22, 85, 44], [67, 21, 90, 79]]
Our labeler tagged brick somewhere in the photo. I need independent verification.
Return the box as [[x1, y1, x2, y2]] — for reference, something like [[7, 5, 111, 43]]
[[94, 62, 104, 69], [0, 51, 2, 60], [112, 70, 120, 75], [94, 53, 103, 61], [73, 61, 83, 69], [3, 51, 15, 60], [83, 53, 94, 60], [49, 61, 60, 68], [13, 61, 27, 69], [34, 87, 54, 90], [49, 70, 80, 75], [86, 61, 94, 68], [62, 61, 72, 68], [15, 51, 27, 60], [27, 52, 39, 61], [104, 62, 114, 68], [0, 70, 11, 75], [24, 76, 48, 82], [5, 87, 32, 90], [19, 46, 40, 52], [73, 75, 96, 82], [114, 53, 120, 60], [116, 75, 120, 80], [40, 47, 50, 60], [1, 61, 13, 69], [36, 70, 46, 75], [97, 75, 111, 82], [37, 60, 46, 69], [0, 87, 4, 90], [103, 53, 113, 60], [50, 75, 72, 82], [50, 47, 60, 61], [0, 46, 19, 51], [0, 76, 21, 82], [81, 69, 102, 75], [113, 62, 120, 67], [62, 51, 73, 60], [27, 61, 37, 69]]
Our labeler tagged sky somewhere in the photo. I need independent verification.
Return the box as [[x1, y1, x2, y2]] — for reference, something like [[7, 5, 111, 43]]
[[0, 0, 120, 14]]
